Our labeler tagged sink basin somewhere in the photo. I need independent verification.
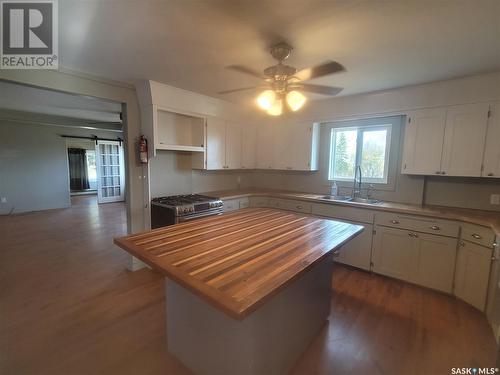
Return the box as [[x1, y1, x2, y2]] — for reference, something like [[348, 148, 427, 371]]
[[319, 195, 382, 204], [320, 195, 352, 201], [350, 197, 382, 204]]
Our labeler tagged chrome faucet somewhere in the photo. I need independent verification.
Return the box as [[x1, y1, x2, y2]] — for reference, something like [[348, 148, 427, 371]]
[[352, 165, 362, 198]]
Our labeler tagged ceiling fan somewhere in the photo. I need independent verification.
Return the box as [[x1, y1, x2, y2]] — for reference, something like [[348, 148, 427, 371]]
[[218, 42, 346, 116]]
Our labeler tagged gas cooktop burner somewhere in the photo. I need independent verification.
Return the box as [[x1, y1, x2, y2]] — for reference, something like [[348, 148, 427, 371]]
[[152, 194, 218, 206]]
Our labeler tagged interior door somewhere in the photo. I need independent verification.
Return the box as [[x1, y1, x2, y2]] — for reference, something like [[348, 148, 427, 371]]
[[96, 140, 125, 204], [441, 103, 489, 177]]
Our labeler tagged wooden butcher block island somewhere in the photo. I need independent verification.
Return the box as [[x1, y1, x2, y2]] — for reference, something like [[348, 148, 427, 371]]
[[114, 208, 363, 375]]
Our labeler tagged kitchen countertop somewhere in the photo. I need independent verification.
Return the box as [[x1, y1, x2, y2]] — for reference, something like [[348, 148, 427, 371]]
[[202, 188, 500, 237], [114, 208, 363, 320]]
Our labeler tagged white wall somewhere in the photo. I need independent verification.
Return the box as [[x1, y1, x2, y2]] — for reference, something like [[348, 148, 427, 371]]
[[0, 119, 121, 213]]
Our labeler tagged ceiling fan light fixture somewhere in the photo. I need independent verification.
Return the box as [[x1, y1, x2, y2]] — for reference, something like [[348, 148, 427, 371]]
[[286, 90, 307, 112], [256, 90, 276, 110], [267, 98, 283, 116]]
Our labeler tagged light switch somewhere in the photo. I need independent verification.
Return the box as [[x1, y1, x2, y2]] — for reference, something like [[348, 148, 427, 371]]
[[491, 194, 500, 205]]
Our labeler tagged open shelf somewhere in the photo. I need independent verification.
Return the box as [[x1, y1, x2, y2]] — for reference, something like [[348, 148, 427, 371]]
[[154, 108, 205, 153]]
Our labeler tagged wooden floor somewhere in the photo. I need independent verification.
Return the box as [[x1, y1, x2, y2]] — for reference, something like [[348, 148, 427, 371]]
[[0, 196, 496, 375]]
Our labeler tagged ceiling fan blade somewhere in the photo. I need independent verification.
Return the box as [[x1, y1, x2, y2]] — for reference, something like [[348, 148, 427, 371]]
[[299, 84, 343, 96], [226, 65, 264, 79], [294, 61, 346, 81], [218, 86, 262, 94]]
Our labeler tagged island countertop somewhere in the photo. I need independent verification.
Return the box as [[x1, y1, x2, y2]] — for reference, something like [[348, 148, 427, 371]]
[[114, 208, 363, 320]]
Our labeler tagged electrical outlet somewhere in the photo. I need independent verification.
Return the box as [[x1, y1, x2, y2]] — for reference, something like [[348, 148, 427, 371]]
[[491, 194, 500, 205], [0, 197, 6, 203]]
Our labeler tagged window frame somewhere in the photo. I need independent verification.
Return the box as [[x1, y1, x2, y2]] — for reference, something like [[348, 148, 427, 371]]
[[321, 115, 403, 191], [328, 124, 392, 184]]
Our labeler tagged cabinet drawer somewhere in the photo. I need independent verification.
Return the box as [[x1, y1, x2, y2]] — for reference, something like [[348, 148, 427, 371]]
[[282, 199, 312, 214], [461, 223, 495, 247], [311, 203, 374, 224], [239, 198, 250, 209], [375, 212, 459, 238]]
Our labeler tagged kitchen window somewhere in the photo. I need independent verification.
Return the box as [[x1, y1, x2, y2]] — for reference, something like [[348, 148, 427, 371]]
[[325, 116, 402, 188]]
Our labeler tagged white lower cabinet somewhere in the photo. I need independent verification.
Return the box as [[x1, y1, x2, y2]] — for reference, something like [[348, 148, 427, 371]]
[[414, 232, 457, 293], [454, 240, 493, 311], [372, 226, 418, 281], [372, 225, 457, 292], [334, 222, 373, 271], [222, 197, 249, 212]]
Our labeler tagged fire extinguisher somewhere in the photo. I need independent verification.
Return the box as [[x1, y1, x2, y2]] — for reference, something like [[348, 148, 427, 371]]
[[139, 135, 148, 164]]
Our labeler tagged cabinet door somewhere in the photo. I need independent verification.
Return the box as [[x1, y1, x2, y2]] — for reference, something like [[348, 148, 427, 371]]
[[414, 233, 457, 293], [256, 125, 274, 169], [206, 117, 226, 170], [482, 102, 500, 178], [454, 240, 492, 311], [441, 103, 489, 177], [334, 222, 373, 271], [288, 123, 316, 171], [241, 125, 256, 169], [372, 226, 417, 281], [401, 108, 446, 175], [272, 123, 289, 170], [225, 123, 242, 169]]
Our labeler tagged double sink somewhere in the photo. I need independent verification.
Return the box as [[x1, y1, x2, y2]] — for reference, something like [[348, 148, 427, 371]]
[[319, 195, 382, 205]]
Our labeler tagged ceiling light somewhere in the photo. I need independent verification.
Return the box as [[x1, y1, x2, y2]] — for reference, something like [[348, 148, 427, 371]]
[[267, 98, 283, 116], [286, 90, 307, 112], [256, 90, 276, 110]]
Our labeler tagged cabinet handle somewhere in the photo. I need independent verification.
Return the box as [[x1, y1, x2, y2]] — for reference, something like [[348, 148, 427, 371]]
[[493, 242, 498, 247], [492, 256, 498, 261], [487, 173, 494, 176], [391, 220, 400, 224], [296, 205, 303, 209], [459, 241, 465, 247], [435, 171, 441, 174], [408, 233, 419, 238], [471, 234, 482, 240], [430, 225, 440, 231], [441, 171, 446, 175], [332, 250, 340, 257]]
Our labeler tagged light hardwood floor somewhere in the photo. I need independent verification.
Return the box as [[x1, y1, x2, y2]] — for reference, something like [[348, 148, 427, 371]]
[[0, 196, 496, 375]]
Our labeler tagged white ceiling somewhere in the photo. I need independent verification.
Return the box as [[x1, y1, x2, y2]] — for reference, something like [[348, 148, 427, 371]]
[[60, 0, 500, 105]]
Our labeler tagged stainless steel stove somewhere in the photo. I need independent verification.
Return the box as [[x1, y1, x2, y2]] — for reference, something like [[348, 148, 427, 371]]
[[151, 194, 223, 228]]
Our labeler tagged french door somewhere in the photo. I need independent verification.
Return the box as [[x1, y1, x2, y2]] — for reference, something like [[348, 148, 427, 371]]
[[96, 140, 125, 203]]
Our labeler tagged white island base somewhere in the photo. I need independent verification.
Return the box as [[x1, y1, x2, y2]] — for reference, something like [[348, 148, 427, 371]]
[[166, 256, 333, 375]]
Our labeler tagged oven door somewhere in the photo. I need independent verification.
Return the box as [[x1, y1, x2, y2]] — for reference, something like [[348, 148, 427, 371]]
[[175, 210, 223, 223]]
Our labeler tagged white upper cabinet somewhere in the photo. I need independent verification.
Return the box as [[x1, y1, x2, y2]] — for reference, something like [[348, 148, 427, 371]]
[[256, 125, 275, 169], [401, 103, 490, 177], [482, 102, 500, 178], [270, 122, 320, 171], [440, 103, 489, 177], [241, 125, 256, 169], [225, 122, 242, 170], [205, 117, 226, 170], [402, 108, 446, 175]]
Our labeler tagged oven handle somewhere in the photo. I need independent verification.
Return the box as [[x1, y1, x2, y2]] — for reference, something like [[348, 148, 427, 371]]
[[176, 210, 223, 222]]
